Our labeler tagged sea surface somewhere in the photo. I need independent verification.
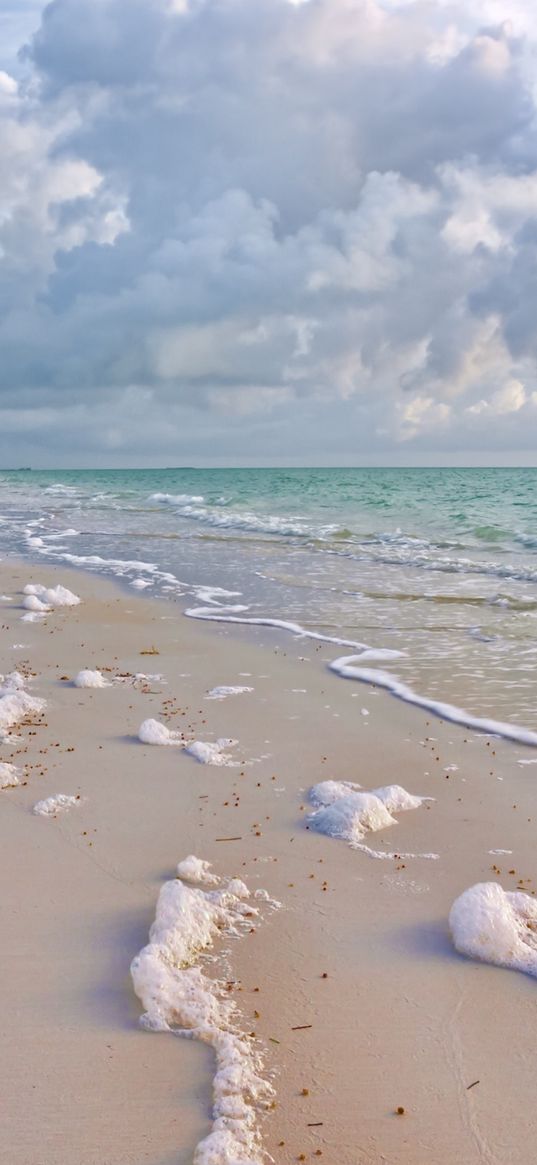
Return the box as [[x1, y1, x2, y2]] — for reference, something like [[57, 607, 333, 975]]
[[1, 466, 537, 732]]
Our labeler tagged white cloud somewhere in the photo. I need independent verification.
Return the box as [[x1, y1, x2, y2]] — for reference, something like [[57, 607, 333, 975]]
[[1, 0, 537, 463]]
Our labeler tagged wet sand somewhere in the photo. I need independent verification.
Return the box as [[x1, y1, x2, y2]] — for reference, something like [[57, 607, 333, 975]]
[[2, 558, 537, 1165]]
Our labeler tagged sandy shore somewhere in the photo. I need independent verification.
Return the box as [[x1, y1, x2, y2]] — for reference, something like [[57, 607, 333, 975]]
[[2, 557, 537, 1165]]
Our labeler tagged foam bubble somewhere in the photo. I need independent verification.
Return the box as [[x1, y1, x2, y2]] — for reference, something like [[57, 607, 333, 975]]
[[33, 793, 81, 816], [308, 781, 427, 848], [185, 738, 238, 766], [73, 669, 110, 689], [130, 863, 275, 1164], [138, 718, 184, 746], [450, 882, 537, 977]]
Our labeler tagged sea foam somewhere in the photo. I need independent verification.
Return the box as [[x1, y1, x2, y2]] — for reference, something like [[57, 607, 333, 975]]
[[185, 738, 239, 766], [329, 656, 537, 747], [176, 855, 220, 885], [130, 860, 275, 1164], [33, 793, 81, 816], [186, 604, 404, 657], [73, 669, 111, 688], [206, 685, 254, 700], [308, 780, 428, 850], [0, 672, 44, 737], [138, 718, 184, 746], [450, 882, 537, 977], [23, 583, 81, 607], [0, 761, 21, 788]]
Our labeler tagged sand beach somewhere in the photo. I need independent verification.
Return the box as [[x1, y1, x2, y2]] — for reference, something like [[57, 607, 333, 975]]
[[2, 557, 537, 1165]]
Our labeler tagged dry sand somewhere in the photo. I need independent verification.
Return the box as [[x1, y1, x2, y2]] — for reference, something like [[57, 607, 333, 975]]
[[2, 558, 537, 1165]]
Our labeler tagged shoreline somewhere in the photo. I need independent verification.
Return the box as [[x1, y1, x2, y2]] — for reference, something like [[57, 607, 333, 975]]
[[13, 537, 537, 751], [2, 556, 537, 1164]]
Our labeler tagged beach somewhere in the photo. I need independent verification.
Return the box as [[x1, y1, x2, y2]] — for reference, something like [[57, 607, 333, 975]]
[[5, 0, 537, 1153], [2, 556, 537, 1165]]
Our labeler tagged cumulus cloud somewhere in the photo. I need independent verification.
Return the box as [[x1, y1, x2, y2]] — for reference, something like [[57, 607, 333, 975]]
[[1, 0, 537, 463]]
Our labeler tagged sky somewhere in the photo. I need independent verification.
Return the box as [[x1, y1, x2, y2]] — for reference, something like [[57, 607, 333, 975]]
[[1, 0, 537, 467]]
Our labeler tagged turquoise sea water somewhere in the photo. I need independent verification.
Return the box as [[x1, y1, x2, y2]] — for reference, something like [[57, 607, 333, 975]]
[[1, 466, 537, 728]]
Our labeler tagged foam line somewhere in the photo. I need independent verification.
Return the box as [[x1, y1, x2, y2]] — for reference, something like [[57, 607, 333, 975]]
[[138, 718, 185, 746], [186, 605, 403, 658], [329, 656, 537, 747]]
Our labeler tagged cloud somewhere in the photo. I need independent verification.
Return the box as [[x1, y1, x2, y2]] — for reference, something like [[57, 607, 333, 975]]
[[1, 0, 537, 464]]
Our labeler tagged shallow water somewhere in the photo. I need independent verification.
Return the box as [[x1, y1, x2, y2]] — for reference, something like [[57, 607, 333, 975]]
[[1, 466, 536, 727]]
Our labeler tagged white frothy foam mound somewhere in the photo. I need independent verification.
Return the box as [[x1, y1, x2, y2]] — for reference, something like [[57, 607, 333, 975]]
[[185, 738, 238, 766], [23, 583, 81, 608], [0, 761, 21, 788], [33, 793, 80, 816], [176, 855, 220, 885], [308, 780, 427, 848], [73, 669, 110, 689], [0, 671, 44, 737], [138, 718, 184, 746], [22, 593, 49, 613], [131, 860, 275, 1164], [206, 685, 254, 700], [450, 882, 537, 977]]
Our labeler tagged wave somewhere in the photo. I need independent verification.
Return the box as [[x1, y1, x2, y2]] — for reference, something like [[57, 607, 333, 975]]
[[150, 492, 205, 504], [324, 546, 537, 584], [329, 656, 537, 747], [185, 602, 404, 658], [176, 504, 314, 537], [43, 484, 79, 495]]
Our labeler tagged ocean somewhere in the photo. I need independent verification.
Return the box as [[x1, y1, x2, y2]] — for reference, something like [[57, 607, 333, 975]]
[[1, 466, 537, 731]]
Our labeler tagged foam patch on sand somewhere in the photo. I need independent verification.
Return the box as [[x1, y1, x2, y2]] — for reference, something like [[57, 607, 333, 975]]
[[176, 855, 220, 885], [0, 672, 45, 738], [131, 860, 276, 1164], [33, 793, 81, 816], [0, 761, 21, 788], [308, 780, 431, 853], [23, 583, 81, 607], [185, 738, 239, 766], [206, 685, 254, 700], [22, 596, 50, 622], [450, 882, 537, 977], [73, 669, 111, 688], [138, 718, 184, 746], [329, 655, 537, 747]]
